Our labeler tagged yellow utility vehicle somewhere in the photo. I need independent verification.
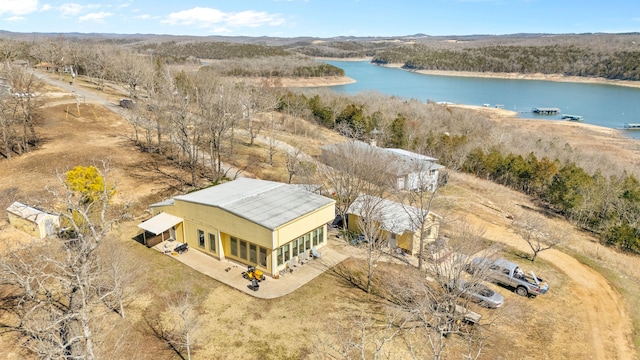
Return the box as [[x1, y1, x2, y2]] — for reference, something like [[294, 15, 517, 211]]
[[242, 266, 266, 282]]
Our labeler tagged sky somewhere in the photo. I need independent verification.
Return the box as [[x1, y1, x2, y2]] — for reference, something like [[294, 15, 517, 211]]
[[1, 0, 639, 38]]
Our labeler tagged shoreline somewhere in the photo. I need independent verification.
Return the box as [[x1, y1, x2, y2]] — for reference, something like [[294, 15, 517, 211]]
[[277, 75, 356, 87], [380, 62, 640, 89]]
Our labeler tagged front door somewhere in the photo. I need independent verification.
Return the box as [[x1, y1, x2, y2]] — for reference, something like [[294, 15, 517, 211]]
[[389, 233, 397, 248]]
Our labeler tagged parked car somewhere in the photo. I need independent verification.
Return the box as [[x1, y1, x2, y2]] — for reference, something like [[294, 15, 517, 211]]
[[451, 278, 504, 308], [469, 257, 549, 297], [119, 98, 135, 108]]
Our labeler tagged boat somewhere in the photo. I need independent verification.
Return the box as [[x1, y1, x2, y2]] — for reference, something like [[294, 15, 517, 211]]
[[623, 123, 640, 130], [561, 114, 583, 121], [533, 107, 560, 115]]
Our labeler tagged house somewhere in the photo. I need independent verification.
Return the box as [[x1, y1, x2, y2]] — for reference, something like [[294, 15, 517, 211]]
[[346, 194, 440, 256], [320, 141, 444, 191], [138, 178, 336, 276], [6, 201, 60, 239]]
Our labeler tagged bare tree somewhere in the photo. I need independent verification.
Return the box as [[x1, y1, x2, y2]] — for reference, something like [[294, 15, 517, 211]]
[[83, 43, 117, 91], [395, 163, 447, 271], [30, 36, 66, 79], [238, 82, 279, 146], [318, 140, 394, 231], [513, 211, 564, 261], [194, 75, 240, 182], [96, 241, 139, 319], [348, 194, 395, 294], [152, 292, 201, 360], [0, 165, 128, 359], [116, 51, 153, 99], [380, 220, 494, 360], [316, 310, 404, 360], [282, 92, 309, 134], [266, 113, 279, 166], [285, 145, 303, 184], [0, 64, 43, 157], [167, 89, 201, 186]]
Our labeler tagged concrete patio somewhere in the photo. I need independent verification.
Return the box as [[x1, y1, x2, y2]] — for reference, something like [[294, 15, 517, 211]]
[[152, 237, 350, 299]]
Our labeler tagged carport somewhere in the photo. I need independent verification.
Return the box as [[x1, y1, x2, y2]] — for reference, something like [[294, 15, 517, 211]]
[[137, 212, 183, 247]]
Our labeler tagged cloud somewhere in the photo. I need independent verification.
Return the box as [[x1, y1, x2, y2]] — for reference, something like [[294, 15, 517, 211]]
[[163, 7, 284, 30], [6, 15, 26, 22], [226, 10, 284, 27], [133, 14, 152, 20], [163, 7, 226, 26], [58, 3, 100, 17], [0, 0, 39, 15], [59, 3, 84, 16], [40, 4, 51, 11], [79, 11, 112, 22]]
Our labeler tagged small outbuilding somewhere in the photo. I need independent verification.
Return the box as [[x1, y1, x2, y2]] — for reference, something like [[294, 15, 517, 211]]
[[6, 201, 60, 239], [346, 194, 441, 256]]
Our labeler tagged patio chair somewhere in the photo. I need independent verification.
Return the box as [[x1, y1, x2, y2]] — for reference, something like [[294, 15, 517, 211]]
[[249, 279, 259, 291], [299, 252, 309, 264], [311, 247, 322, 259]]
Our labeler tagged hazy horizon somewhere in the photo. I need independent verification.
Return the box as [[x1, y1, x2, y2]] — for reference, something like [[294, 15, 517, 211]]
[[1, 0, 638, 38]]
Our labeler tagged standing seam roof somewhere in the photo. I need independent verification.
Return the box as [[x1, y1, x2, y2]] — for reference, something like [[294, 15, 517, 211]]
[[173, 178, 335, 230]]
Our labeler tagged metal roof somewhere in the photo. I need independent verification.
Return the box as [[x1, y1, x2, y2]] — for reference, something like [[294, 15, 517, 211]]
[[174, 178, 335, 230], [6, 201, 58, 224], [321, 141, 444, 175], [137, 212, 183, 235], [347, 194, 438, 235], [384, 148, 445, 175]]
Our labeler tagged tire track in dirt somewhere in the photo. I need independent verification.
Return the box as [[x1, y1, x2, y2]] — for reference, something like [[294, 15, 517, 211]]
[[478, 219, 635, 360]]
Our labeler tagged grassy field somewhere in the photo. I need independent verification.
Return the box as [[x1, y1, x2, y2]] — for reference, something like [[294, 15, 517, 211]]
[[0, 73, 638, 359]]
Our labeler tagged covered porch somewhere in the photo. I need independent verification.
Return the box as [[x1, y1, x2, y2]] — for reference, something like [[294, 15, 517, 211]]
[[137, 212, 183, 247]]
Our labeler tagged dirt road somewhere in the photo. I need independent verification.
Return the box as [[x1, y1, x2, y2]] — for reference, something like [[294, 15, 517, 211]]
[[19, 70, 638, 359], [451, 174, 636, 360]]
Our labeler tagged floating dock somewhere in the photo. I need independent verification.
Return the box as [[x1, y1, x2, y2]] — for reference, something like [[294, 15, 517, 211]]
[[532, 107, 561, 115], [562, 114, 583, 121]]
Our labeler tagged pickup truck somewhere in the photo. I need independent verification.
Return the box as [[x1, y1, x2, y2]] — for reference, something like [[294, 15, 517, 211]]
[[470, 258, 549, 297]]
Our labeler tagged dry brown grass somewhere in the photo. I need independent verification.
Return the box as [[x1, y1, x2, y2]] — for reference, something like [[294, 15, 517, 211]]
[[1, 74, 639, 359]]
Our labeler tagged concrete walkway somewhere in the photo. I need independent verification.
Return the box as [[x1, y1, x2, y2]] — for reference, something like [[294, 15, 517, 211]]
[[153, 238, 350, 299]]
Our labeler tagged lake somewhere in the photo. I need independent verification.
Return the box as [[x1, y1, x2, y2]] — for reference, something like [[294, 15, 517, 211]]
[[323, 60, 640, 139]]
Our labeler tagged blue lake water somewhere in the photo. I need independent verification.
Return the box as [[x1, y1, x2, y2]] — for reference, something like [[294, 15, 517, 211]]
[[322, 60, 640, 139]]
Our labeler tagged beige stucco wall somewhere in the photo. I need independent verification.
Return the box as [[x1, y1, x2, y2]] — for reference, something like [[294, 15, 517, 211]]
[[8, 213, 40, 238], [152, 199, 335, 276], [175, 200, 273, 248], [397, 231, 417, 254], [347, 213, 440, 255], [7, 212, 59, 239], [274, 203, 335, 248]]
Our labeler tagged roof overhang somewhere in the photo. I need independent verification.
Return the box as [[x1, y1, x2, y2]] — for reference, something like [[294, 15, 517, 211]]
[[138, 212, 183, 235]]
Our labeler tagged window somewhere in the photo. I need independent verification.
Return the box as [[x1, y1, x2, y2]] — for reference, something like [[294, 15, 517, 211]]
[[198, 230, 205, 248], [292, 238, 299, 257], [303, 234, 310, 253], [250, 244, 257, 264], [312, 230, 318, 246], [230, 237, 238, 257], [209, 233, 216, 252], [283, 244, 290, 262], [318, 227, 324, 244], [240, 240, 247, 260], [277, 247, 283, 266], [259, 247, 267, 267]]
